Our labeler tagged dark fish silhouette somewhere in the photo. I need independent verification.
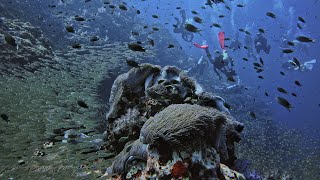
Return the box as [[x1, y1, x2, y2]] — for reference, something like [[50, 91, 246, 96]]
[[265, 92, 269, 96], [298, 16, 306, 23], [287, 41, 295, 46], [253, 62, 262, 67], [152, 27, 159, 31], [276, 97, 293, 111], [294, 80, 302, 86], [258, 28, 265, 33], [223, 102, 231, 110], [4, 35, 17, 46], [248, 111, 256, 119], [152, 15, 159, 18], [185, 23, 201, 33], [168, 44, 175, 48], [291, 93, 297, 97], [210, 23, 222, 28], [118, 4, 127, 11], [74, 16, 85, 21], [72, 43, 81, 49], [242, 58, 248, 61], [297, 23, 303, 29], [277, 87, 288, 94], [90, 36, 99, 42], [65, 26, 75, 33], [227, 76, 236, 82], [193, 16, 203, 24], [259, 57, 264, 65], [282, 49, 294, 54], [292, 57, 301, 68], [266, 12, 276, 19], [280, 71, 285, 76], [128, 43, 145, 52], [237, 4, 245, 7], [126, 59, 140, 68], [296, 36, 315, 43], [258, 76, 264, 79], [77, 100, 88, 108], [191, 10, 198, 15], [1, 114, 9, 122]]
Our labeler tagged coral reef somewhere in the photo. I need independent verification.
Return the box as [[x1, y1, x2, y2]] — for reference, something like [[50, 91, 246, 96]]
[[104, 64, 245, 179]]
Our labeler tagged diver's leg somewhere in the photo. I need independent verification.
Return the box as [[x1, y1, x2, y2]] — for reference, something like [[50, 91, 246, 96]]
[[214, 68, 222, 80], [266, 45, 271, 54]]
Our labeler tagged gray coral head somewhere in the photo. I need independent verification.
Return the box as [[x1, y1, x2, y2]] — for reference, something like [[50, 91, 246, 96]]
[[145, 66, 197, 102], [197, 92, 229, 113], [139, 104, 229, 150], [107, 139, 148, 175]]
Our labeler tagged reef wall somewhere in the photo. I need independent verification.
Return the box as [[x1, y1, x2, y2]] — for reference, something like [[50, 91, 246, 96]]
[[103, 63, 245, 179]]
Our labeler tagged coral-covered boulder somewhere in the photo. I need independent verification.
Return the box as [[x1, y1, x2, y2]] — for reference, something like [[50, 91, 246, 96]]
[[103, 64, 244, 179]]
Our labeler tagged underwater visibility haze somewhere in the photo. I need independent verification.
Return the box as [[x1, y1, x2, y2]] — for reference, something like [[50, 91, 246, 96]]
[[0, 0, 319, 179]]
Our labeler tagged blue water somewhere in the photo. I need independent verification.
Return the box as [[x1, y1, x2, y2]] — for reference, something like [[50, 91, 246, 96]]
[[125, 0, 320, 132]]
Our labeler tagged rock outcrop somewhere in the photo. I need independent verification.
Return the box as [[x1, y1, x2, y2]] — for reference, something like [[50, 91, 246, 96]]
[[103, 64, 245, 179]]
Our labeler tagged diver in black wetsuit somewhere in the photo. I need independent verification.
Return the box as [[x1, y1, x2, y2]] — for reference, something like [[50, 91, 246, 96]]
[[173, 10, 194, 42], [204, 48, 236, 80], [254, 32, 271, 54]]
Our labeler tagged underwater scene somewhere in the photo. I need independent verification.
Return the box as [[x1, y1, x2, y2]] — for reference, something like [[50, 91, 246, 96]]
[[0, 0, 319, 179]]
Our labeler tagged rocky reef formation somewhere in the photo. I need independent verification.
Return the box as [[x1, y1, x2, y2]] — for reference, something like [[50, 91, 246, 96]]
[[0, 17, 54, 75], [103, 64, 245, 179]]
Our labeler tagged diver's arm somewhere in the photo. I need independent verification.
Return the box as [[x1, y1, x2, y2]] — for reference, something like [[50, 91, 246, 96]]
[[204, 48, 213, 62]]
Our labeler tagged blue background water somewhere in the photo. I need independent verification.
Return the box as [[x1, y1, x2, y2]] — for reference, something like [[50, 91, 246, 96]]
[[124, 0, 320, 134]]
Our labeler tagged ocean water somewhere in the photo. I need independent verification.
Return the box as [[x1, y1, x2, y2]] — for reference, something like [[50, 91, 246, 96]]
[[0, 0, 319, 179]]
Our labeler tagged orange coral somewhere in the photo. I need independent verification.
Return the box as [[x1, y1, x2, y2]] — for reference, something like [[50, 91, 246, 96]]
[[170, 161, 188, 178]]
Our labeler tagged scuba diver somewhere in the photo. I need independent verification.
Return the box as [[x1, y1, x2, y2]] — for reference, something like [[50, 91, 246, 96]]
[[193, 32, 237, 81], [173, 10, 194, 42], [206, 49, 236, 80], [243, 34, 258, 61], [229, 33, 242, 52], [254, 32, 271, 54]]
